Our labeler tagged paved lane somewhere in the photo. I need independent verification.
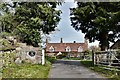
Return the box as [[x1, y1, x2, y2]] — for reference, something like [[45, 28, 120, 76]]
[[48, 60, 108, 79]]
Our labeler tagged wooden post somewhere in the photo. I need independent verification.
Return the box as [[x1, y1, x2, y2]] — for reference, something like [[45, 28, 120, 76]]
[[42, 49, 45, 65], [92, 50, 95, 66]]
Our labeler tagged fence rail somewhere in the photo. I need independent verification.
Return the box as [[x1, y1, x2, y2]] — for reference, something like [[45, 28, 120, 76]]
[[94, 50, 120, 67]]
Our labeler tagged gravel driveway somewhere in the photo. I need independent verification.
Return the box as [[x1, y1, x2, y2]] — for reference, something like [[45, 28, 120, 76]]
[[48, 60, 108, 79]]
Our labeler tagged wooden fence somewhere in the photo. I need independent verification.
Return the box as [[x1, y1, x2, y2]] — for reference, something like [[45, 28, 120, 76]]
[[94, 50, 120, 67]]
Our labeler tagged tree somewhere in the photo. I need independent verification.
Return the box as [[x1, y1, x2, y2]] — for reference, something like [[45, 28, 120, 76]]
[[0, 2, 62, 47], [70, 2, 120, 50]]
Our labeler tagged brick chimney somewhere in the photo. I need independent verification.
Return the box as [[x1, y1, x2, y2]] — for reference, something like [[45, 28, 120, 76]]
[[60, 38, 63, 43], [46, 38, 48, 44]]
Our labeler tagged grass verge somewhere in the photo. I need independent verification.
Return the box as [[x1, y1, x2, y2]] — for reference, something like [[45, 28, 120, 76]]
[[90, 66, 120, 80], [80, 60, 120, 80], [2, 59, 52, 78], [62, 57, 81, 60], [80, 60, 94, 67]]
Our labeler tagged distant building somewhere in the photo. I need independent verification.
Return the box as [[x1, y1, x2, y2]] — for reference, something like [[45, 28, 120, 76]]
[[110, 39, 120, 50], [45, 38, 88, 56]]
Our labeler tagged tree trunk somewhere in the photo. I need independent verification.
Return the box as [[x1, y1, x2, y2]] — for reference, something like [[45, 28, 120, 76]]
[[100, 44, 107, 51], [99, 32, 109, 51]]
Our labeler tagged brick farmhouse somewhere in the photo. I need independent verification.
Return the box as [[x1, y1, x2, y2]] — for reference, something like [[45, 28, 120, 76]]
[[45, 38, 88, 57]]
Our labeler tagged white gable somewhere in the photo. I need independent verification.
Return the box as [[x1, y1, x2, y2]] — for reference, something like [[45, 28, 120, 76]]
[[65, 46, 71, 52], [78, 46, 83, 52], [49, 46, 54, 52]]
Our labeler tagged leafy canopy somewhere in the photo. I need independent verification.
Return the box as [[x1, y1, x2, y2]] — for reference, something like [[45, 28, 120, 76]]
[[0, 2, 62, 47], [70, 2, 120, 50]]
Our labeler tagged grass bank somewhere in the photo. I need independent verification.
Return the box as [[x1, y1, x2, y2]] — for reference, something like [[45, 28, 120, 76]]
[[2, 60, 51, 78], [2, 55, 57, 78], [80, 60, 120, 80]]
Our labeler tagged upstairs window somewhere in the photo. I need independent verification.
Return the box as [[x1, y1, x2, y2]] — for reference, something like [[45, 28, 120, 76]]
[[78, 46, 83, 52], [65, 46, 71, 52], [49, 46, 55, 52]]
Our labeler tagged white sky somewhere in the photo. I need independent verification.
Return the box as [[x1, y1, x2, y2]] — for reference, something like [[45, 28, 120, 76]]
[[47, 2, 100, 47]]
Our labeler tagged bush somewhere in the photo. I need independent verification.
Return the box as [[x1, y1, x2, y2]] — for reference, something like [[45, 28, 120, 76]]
[[80, 60, 94, 67], [45, 56, 56, 63], [56, 55, 66, 59]]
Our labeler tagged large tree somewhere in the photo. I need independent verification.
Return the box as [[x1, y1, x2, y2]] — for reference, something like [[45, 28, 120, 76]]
[[0, 2, 61, 47], [70, 2, 120, 50]]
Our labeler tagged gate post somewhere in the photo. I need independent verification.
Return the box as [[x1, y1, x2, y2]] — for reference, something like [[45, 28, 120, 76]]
[[42, 49, 45, 65]]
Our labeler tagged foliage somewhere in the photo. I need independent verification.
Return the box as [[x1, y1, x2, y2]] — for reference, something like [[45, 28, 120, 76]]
[[81, 60, 120, 80], [45, 56, 56, 63], [2, 60, 51, 78], [0, 2, 62, 47], [70, 2, 120, 50], [2, 52, 16, 67], [2, 52, 52, 78], [90, 66, 120, 80], [80, 60, 94, 67], [56, 53, 67, 59], [0, 39, 15, 51], [63, 57, 81, 60], [0, 32, 12, 38]]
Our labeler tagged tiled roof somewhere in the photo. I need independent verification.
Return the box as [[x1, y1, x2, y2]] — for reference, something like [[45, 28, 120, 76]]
[[46, 42, 88, 53], [110, 40, 120, 49]]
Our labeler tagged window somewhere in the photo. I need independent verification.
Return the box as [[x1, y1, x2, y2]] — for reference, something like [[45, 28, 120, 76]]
[[78, 46, 83, 52], [49, 46, 55, 52], [65, 46, 71, 52]]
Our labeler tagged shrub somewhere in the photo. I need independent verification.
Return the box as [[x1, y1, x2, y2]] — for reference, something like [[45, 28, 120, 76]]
[[56, 54, 66, 59], [45, 56, 56, 63], [80, 60, 94, 67]]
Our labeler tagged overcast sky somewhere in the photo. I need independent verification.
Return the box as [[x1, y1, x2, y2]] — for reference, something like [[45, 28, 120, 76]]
[[47, 2, 100, 47]]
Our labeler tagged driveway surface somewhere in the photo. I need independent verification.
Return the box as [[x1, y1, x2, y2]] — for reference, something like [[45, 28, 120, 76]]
[[48, 60, 108, 79]]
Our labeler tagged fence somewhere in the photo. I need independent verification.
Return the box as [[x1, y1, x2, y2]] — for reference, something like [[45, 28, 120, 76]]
[[94, 50, 120, 67]]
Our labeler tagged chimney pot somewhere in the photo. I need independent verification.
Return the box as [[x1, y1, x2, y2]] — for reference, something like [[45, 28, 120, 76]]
[[60, 38, 63, 43], [73, 41, 76, 43]]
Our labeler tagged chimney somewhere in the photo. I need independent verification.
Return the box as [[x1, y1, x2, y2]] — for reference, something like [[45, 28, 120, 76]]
[[46, 38, 48, 44], [73, 41, 76, 43], [60, 38, 63, 43]]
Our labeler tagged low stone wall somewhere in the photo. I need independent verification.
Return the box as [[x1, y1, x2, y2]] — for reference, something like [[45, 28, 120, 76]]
[[15, 43, 42, 64], [1, 43, 42, 67]]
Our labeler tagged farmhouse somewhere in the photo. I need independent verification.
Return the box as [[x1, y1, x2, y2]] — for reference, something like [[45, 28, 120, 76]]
[[45, 38, 88, 57]]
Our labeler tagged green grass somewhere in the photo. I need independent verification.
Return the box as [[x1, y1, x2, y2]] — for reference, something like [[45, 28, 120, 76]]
[[2, 53, 53, 78], [2, 60, 51, 78], [80, 60, 94, 67], [80, 60, 120, 80], [90, 66, 120, 80], [62, 57, 81, 60]]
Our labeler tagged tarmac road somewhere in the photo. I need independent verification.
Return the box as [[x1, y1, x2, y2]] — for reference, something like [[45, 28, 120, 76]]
[[48, 60, 108, 80]]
